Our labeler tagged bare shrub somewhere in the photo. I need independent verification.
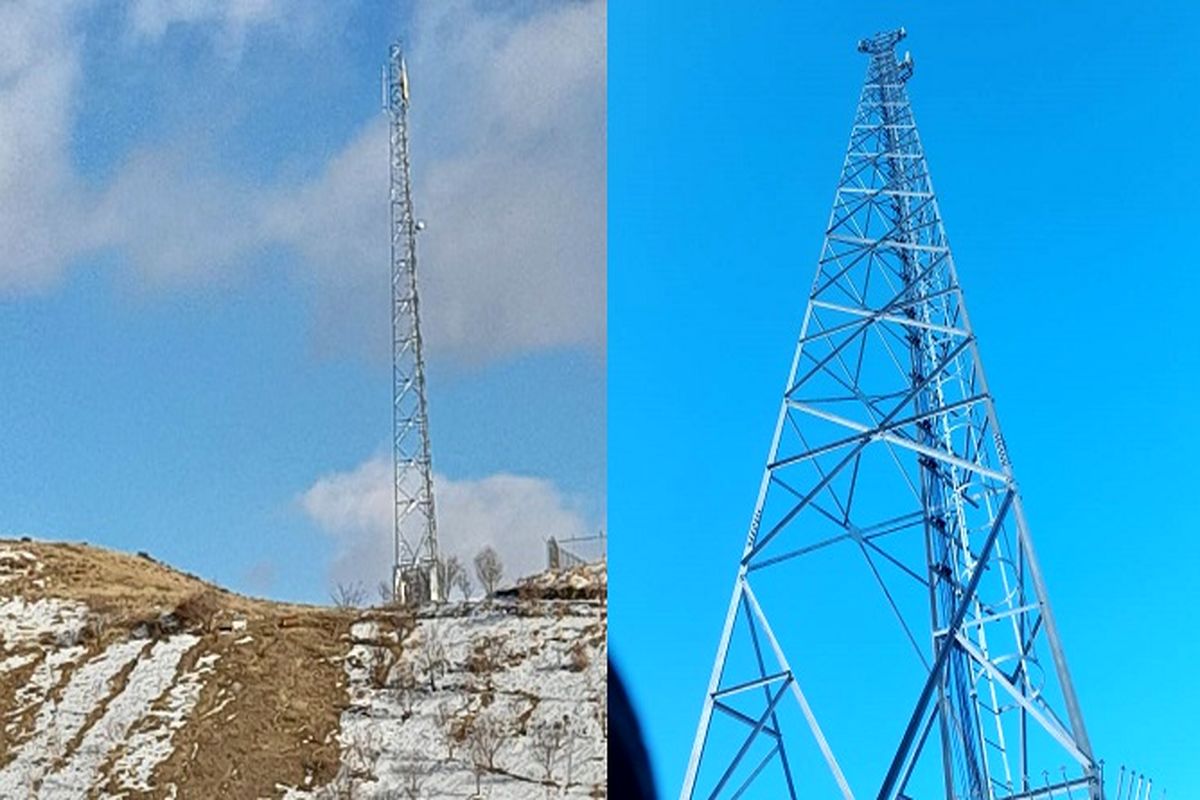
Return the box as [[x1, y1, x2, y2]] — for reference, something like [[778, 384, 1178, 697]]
[[434, 700, 462, 760], [531, 717, 567, 785], [330, 581, 366, 609], [328, 727, 382, 798], [387, 603, 418, 641], [473, 546, 503, 598], [466, 709, 509, 794], [594, 672, 608, 740], [82, 609, 110, 645], [415, 624, 447, 691], [173, 590, 221, 633], [369, 650, 392, 690], [466, 635, 503, 691], [377, 580, 395, 606], [398, 751, 432, 800], [453, 565, 473, 601], [438, 555, 466, 602], [567, 639, 591, 672], [562, 715, 581, 786], [395, 663, 419, 719]]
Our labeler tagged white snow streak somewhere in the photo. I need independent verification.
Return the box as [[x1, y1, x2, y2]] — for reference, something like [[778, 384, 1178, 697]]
[[0, 639, 146, 793], [105, 651, 220, 793], [41, 634, 200, 796]]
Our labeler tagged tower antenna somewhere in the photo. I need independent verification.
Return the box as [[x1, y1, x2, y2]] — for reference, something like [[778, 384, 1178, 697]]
[[386, 42, 439, 605]]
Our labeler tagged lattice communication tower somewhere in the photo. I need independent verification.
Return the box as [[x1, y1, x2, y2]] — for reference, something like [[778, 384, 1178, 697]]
[[682, 29, 1107, 800], [385, 43, 440, 605]]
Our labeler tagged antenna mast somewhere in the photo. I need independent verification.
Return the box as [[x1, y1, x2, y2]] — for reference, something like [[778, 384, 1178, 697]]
[[386, 43, 440, 604]]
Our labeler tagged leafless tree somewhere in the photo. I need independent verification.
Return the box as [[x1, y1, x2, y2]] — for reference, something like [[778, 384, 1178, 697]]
[[330, 581, 366, 609], [434, 700, 461, 760], [531, 717, 567, 786], [377, 579, 395, 606], [329, 726, 381, 798], [438, 555, 466, 602], [593, 671, 609, 740], [369, 649, 393, 690], [415, 623, 447, 691], [395, 662, 419, 719], [474, 546, 504, 598], [453, 565, 473, 601], [467, 708, 509, 794], [567, 639, 591, 672], [398, 751, 432, 800], [466, 634, 504, 691], [559, 714, 580, 788]]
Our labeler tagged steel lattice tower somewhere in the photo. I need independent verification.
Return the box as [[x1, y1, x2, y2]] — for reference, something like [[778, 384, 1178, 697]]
[[681, 29, 1102, 800], [386, 43, 440, 605]]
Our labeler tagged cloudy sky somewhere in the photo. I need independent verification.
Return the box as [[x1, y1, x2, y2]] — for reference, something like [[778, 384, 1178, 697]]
[[0, 0, 605, 601]]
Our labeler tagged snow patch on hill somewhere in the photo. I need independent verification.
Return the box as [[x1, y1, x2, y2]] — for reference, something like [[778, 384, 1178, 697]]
[[285, 603, 606, 799]]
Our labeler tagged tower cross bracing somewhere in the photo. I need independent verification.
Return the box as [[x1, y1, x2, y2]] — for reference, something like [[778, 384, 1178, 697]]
[[681, 28, 1101, 800]]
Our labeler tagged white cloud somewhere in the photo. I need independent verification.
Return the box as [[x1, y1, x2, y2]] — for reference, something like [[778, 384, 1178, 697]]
[[410, 0, 606, 359], [299, 455, 591, 592], [262, 0, 607, 361], [0, 0, 279, 292], [0, 0, 603, 366], [91, 146, 268, 287], [0, 1, 92, 292]]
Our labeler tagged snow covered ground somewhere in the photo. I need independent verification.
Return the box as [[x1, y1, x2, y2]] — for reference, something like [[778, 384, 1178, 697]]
[[286, 601, 607, 799]]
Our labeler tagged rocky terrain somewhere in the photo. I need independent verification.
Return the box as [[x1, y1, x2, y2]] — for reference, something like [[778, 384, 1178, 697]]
[[0, 540, 606, 798]]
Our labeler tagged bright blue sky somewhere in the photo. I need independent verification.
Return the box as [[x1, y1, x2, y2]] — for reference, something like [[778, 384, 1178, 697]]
[[0, 1, 604, 602], [610, 2, 1197, 797]]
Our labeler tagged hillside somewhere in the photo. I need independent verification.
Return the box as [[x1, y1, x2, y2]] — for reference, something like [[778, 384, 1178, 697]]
[[0, 540, 607, 798]]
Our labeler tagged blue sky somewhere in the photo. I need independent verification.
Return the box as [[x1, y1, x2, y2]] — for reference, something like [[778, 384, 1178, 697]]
[[610, 2, 1198, 797], [0, 0, 605, 601]]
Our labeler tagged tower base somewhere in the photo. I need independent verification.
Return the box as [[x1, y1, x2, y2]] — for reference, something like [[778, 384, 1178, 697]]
[[393, 559, 441, 606]]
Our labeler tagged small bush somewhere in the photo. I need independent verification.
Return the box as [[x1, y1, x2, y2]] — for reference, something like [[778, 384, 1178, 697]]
[[369, 652, 393, 690], [330, 582, 366, 610], [173, 590, 221, 633], [467, 635, 503, 675], [568, 640, 590, 672]]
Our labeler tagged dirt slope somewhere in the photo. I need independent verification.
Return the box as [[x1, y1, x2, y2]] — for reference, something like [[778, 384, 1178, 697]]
[[0, 539, 607, 799]]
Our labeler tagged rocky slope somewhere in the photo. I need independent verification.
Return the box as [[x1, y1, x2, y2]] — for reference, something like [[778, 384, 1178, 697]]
[[0, 540, 606, 798]]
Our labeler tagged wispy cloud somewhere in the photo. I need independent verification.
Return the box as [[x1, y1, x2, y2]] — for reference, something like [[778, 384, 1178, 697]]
[[0, 1, 91, 291], [123, 0, 326, 58]]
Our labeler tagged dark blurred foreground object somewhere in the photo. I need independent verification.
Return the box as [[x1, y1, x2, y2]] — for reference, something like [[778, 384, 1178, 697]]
[[609, 659, 657, 799]]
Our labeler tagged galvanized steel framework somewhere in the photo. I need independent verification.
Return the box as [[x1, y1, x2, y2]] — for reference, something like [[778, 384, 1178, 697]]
[[386, 43, 440, 604], [681, 29, 1101, 800]]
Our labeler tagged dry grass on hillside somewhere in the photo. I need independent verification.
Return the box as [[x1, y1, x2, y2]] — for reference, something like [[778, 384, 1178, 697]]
[[0, 538, 380, 798]]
